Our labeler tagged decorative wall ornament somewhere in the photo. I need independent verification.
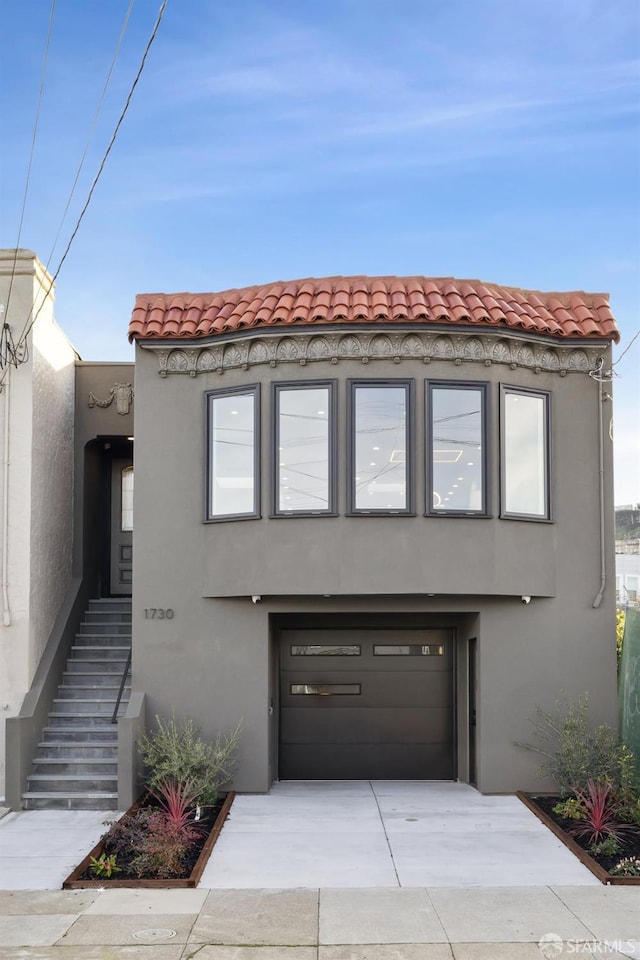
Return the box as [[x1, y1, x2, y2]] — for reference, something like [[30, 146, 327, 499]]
[[141, 330, 605, 380], [88, 382, 134, 414]]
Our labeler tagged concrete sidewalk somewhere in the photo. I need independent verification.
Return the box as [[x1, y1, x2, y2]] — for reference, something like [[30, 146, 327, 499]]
[[0, 886, 639, 958]]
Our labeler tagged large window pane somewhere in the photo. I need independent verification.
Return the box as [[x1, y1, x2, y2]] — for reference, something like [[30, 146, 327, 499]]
[[276, 385, 332, 513], [502, 388, 549, 518], [208, 389, 258, 518], [352, 383, 410, 512], [429, 384, 486, 514]]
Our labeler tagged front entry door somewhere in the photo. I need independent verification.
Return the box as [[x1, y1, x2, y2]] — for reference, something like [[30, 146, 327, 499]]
[[110, 459, 133, 595], [280, 628, 454, 779]]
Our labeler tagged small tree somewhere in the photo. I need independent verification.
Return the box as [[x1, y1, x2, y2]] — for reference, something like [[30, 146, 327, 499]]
[[516, 694, 636, 796], [138, 714, 242, 806]]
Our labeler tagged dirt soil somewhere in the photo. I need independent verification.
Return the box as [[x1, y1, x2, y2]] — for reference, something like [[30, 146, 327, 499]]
[[532, 795, 640, 875], [78, 798, 223, 882]]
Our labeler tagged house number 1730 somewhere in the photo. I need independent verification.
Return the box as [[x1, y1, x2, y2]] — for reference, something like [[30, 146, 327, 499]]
[[144, 608, 174, 620]]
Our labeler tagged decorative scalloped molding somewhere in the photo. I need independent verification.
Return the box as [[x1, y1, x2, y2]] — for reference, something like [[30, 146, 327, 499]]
[[141, 331, 604, 379]]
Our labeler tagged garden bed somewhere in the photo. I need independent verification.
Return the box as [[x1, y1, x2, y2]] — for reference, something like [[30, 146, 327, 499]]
[[518, 792, 640, 886], [63, 791, 234, 889]]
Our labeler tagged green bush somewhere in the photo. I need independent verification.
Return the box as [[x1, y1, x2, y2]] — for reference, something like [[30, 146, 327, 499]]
[[552, 797, 586, 821], [610, 856, 640, 877], [617, 609, 625, 667], [138, 715, 242, 806], [589, 836, 622, 858], [518, 694, 638, 797]]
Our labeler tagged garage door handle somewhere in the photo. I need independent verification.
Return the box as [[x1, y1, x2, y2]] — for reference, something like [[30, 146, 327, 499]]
[[290, 683, 361, 696]]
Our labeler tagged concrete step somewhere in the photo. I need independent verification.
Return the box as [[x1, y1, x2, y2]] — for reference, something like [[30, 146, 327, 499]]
[[65, 659, 129, 673], [77, 623, 132, 636], [22, 597, 132, 811], [27, 774, 118, 792], [32, 758, 118, 775], [83, 610, 132, 623], [70, 646, 130, 660], [47, 714, 122, 727], [41, 726, 118, 742], [61, 672, 129, 689], [22, 792, 118, 811], [36, 742, 118, 758], [73, 634, 132, 647], [87, 599, 131, 614], [58, 684, 130, 697], [52, 699, 121, 715]]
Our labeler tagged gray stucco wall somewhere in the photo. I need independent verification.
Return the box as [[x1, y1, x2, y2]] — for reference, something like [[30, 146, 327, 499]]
[[131, 330, 617, 794], [73, 363, 134, 581]]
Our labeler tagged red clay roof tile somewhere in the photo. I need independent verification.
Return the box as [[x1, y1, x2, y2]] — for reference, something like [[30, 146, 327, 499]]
[[128, 277, 620, 343]]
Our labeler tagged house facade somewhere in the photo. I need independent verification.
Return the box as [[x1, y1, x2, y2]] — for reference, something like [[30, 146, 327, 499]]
[[2, 266, 621, 806], [125, 276, 619, 798]]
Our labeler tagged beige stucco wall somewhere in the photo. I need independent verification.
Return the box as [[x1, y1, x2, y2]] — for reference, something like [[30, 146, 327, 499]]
[[0, 250, 76, 797]]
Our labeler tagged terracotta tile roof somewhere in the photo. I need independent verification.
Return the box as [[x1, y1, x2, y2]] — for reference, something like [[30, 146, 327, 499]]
[[128, 276, 619, 343]]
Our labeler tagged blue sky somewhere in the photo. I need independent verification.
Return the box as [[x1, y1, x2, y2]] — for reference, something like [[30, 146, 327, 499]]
[[1, 0, 638, 501]]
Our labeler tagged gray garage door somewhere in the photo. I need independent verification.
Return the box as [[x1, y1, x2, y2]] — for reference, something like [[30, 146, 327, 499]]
[[279, 628, 454, 780]]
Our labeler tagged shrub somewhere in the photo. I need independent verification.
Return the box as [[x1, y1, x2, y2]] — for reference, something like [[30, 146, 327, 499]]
[[552, 797, 586, 821], [589, 836, 622, 858], [610, 856, 640, 877], [129, 813, 197, 879], [570, 780, 634, 849], [138, 715, 242, 806], [103, 808, 154, 858], [518, 694, 637, 796], [88, 853, 120, 878], [617, 609, 625, 667], [618, 793, 640, 826], [150, 779, 205, 836]]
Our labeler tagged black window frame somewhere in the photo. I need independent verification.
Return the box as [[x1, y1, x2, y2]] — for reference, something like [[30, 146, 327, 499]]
[[271, 379, 338, 517], [426, 379, 490, 518], [205, 383, 261, 522], [500, 384, 552, 522], [347, 378, 415, 516]]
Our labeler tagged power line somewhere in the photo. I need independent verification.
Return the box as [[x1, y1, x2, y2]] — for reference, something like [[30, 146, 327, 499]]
[[2, 0, 57, 332], [45, 0, 136, 270], [0, 0, 169, 391], [613, 329, 640, 366]]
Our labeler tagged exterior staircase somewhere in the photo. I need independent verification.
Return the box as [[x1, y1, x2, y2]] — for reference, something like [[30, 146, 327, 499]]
[[22, 598, 132, 810]]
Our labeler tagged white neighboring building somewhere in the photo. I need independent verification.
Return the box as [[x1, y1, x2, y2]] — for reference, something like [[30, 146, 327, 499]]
[[0, 250, 77, 799], [616, 544, 640, 605]]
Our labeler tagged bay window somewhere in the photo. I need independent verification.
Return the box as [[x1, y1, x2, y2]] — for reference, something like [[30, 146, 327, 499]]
[[273, 381, 336, 515], [427, 381, 488, 515], [501, 386, 551, 520], [348, 380, 413, 514], [206, 385, 259, 520]]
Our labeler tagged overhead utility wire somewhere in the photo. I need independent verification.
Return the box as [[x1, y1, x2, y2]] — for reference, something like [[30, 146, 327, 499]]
[[0, 0, 169, 392], [589, 327, 640, 383], [2, 0, 57, 336], [613, 329, 640, 366], [45, 0, 136, 269]]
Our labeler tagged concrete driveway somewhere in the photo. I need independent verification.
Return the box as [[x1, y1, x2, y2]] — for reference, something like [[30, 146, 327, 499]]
[[199, 780, 600, 888]]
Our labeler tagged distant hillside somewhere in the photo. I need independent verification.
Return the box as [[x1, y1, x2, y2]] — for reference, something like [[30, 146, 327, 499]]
[[616, 504, 640, 540]]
